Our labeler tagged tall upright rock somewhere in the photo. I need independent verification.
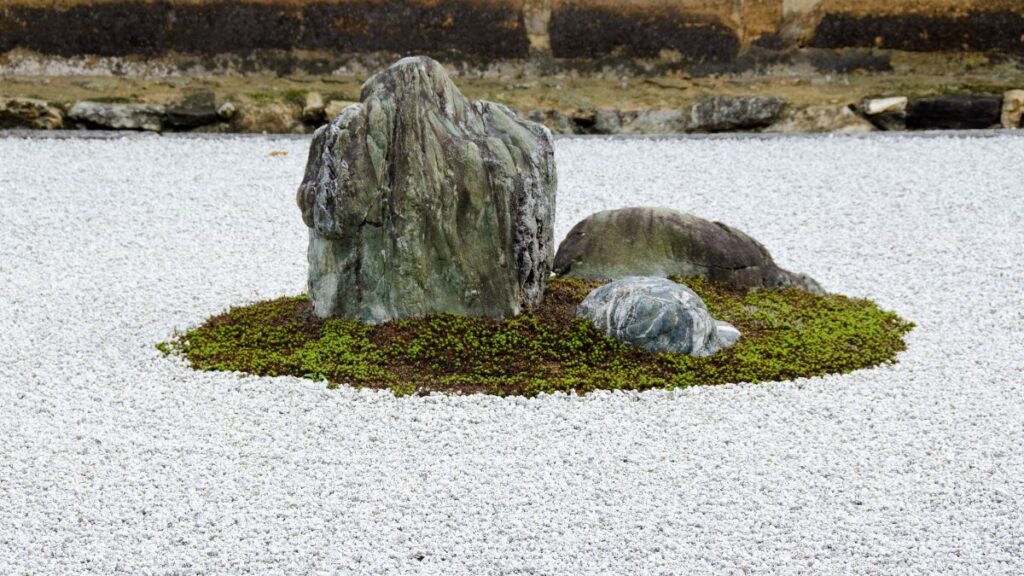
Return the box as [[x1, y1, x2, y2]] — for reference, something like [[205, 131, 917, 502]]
[[297, 56, 557, 322]]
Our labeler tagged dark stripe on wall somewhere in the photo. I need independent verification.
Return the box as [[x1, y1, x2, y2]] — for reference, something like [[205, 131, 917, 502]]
[[810, 11, 1024, 54], [549, 2, 740, 62], [167, 3, 302, 53], [299, 2, 527, 57], [0, 1, 529, 59], [0, 3, 174, 56]]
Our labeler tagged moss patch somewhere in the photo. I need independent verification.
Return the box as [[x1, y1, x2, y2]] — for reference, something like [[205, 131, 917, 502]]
[[160, 278, 913, 397]]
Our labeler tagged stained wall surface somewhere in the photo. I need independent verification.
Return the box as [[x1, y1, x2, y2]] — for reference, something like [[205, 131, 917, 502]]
[[1, 0, 1022, 60]]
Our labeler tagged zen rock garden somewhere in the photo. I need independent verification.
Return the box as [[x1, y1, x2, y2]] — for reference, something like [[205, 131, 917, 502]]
[[163, 56, 913, 396]]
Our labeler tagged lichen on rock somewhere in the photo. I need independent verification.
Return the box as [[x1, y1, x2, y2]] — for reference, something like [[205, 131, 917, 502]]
[[68, 101, 164, 131], [0, 97, 63, 130], [296, 56, 557, 322]]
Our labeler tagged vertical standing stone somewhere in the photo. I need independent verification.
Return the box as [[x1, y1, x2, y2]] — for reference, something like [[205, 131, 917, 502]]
[[297, 57, 557, 323]]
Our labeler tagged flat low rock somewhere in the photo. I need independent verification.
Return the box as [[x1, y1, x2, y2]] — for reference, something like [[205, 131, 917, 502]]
[[297, 56, 557, 322], [766, 104, 875, 134], [690, 96, 785, 132], [231, 102, 305, 134], [554, 207, 823, 293], [0, 97, 63, 130], [165, 91, 219, 129], [862, 96, 908, 116], [68, 101, 164, 131], [906, 94, 1002, 130], [620, 109, 688, 134], [577, 276, 737, 357], [866, 111, 907, 131], [590, 109, 688, 134]]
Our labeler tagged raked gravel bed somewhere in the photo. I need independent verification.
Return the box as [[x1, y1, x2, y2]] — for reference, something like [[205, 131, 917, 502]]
[[1, 132, 1022, 575]]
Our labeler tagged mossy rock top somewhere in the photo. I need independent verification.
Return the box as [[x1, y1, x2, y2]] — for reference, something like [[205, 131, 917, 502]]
[[160, 278, 913, 397]]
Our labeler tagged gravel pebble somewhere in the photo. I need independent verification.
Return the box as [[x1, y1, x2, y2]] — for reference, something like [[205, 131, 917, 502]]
[[1, 132, 1022, 575]]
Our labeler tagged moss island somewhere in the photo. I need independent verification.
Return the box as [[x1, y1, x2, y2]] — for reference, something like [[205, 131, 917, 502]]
[[158, 278, 913, 397]]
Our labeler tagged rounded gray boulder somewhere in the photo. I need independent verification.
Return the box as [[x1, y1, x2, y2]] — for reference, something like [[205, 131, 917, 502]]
[[554, 207, 824, 294], [577, 277, 739, 357]]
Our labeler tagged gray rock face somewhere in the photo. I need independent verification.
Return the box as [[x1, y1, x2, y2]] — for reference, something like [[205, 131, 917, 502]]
[[592, 109, 688, 134], [68, 101, 164, 131], [231, 102, 305, 134], [766, 104, 875, 134], [578, 277, 738, 357], [690, 96, 785, 132], [866, 111, 907, 131], [593, 108, 622, 134], [297, 56, 557, 322], [554, 207, 824, 294], [165, 91, 219, 129], [621, 109, 688, 134], [0, 97, 63, 130]]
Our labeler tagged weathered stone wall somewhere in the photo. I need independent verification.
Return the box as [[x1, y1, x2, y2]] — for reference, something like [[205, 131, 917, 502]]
[[2, 0, 1023, 62], [0, 0, 530, 59]]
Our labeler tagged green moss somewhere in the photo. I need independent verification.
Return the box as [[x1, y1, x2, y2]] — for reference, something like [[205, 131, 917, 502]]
[[246, 89, 307, 106], [88, 95, 132, 104], [161, 278, 913, 397], [246, 92, 279, 104], [281, 89, 308, 106]]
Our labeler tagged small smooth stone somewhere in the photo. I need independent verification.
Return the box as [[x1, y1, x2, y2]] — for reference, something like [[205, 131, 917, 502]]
[[577, 276, 739, 357]]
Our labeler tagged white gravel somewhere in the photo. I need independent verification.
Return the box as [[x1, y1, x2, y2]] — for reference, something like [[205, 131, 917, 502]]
[[1, 132, 1022, 575]]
